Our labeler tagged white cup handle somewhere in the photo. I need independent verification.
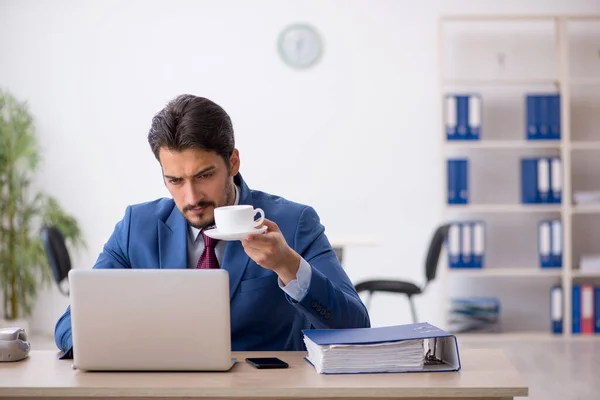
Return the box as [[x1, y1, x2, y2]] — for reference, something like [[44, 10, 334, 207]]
[[253, 208, 265, 227]]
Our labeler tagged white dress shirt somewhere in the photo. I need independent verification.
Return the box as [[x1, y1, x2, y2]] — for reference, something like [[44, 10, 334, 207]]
[[187, 185, 312, 301]]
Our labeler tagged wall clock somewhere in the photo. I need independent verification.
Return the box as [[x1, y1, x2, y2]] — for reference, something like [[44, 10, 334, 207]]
[[277, 24, 323, 69]]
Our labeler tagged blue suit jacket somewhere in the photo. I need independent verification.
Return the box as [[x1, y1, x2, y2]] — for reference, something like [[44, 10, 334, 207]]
[[55, 173, 370, 358]]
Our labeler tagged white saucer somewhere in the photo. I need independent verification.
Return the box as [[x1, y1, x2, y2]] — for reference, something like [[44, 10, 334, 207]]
[[203, 225, 267, 241]]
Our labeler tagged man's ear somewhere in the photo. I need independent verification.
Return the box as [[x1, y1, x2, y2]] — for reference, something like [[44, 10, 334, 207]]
[[229, 149, 240, 176]]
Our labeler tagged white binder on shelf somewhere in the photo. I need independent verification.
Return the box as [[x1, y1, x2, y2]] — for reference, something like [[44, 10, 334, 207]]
[[468, 94, 481, 139], [472, 221, 484, 268], [445, 95, 457, 139], [551, 220, 562, 268], [537, 158, 550, 203], [538, 221, 551, 268], [550, 157, 562, 204], [448, 223, 460, 268], [461, 223, 472, 268], [550, 285, 563, 334]]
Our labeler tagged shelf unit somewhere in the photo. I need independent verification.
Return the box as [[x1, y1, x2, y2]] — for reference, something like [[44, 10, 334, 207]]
[[456, 331, 600, 342], [447, 268, 562, 278], [438, 14, 600, 339], [445, 204, 563, 213]]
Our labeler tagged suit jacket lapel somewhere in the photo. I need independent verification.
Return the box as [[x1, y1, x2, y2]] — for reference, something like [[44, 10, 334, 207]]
[[222, 173, 254, 299], [158, 205, 188, 269]]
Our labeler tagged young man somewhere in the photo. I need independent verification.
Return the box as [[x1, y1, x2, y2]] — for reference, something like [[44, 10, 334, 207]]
[[54, 94, 370, 358]]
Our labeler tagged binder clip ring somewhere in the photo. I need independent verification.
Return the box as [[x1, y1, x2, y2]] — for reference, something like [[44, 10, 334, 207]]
[[424, 338, 444, 365]]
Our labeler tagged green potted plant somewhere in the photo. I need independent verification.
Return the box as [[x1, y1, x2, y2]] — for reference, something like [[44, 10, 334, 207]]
[[0, 88, 85, 329]]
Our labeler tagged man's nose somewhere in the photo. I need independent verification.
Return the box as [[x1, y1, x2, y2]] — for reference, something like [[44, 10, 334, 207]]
[[183, 182, 202, 206]]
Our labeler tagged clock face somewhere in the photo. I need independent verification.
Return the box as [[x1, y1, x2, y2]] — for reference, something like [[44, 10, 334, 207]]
[[277, 24, 322, 69]]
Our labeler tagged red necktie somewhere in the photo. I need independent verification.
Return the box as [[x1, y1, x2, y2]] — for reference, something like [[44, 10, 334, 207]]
[[196, 231, 220, 269]]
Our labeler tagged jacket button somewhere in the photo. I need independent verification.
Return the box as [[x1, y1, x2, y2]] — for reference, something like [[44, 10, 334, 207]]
[[320, 308, 327, 316], [324, 312, 331, 319], [311, 301, 318, 308], [316, 305, 322, 312]]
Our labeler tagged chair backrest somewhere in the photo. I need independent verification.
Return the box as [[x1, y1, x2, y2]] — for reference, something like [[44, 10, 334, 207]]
[[40, 225, 72, 294], [424, 223, 451, 284]]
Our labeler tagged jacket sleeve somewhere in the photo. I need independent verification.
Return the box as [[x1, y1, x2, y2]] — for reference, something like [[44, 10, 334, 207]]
[[285, 206, 371, 330], [54, 206, 133, 359]]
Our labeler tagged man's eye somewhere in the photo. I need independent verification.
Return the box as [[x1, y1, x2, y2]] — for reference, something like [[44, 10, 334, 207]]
[[197, 173, 214, 179], [169, 178, 182, 184]]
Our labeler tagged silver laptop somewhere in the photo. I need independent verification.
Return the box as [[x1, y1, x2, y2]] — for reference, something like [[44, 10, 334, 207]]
[[68, 268, 234, 371]]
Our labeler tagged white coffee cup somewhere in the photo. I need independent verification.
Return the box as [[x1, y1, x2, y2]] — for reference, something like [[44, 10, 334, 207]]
[[214, 205, 265, 233]]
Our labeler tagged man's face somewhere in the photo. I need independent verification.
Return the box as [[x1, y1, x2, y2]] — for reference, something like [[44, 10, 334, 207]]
[[159, 147, 240, 229]]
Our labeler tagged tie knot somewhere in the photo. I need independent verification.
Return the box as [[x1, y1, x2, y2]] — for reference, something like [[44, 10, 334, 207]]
[[201, 231, 219, 249]]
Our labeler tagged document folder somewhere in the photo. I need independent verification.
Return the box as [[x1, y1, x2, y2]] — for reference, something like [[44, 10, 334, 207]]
[[302, 322, 461, 374]]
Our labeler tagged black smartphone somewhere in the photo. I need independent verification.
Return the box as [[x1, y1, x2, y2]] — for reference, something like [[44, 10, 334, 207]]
[[245, 357, 289, 369]]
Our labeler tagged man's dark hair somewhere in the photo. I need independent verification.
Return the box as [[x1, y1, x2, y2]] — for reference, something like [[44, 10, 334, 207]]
[[147, 94, 235, 167]]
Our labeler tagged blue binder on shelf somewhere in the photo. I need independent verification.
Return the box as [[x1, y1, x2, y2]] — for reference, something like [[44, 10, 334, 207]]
[[537, 157, 550, 203], [447, 223, 461, 268], [460, 222, 472, 268], [538, 95, 549, 138], [538, 220, 551, 267], [447, 159, 468, 204], [538, 220, 562, 268], [445, 94, 481, 141], [521, 158, 539, 203], [445, 95, 458, 139], [550, 220, 563, 268], [526, 95, 538, 140], [550, 157, 562, 204], [468, 94, 482, 140], [456, 95, 469, 139], [525, 93, 561, 140], [573, 284, 581, 334], [302, 322, 461, 374], [447, 221, 485, 269], [471, 220, 485, 269], [549, 94, 561, 139], [521, 157, 559, 204]]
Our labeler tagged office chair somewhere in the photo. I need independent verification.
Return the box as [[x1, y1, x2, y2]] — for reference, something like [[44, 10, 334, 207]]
[[40, 225, 72, 296], [353, 223, 451, 323]]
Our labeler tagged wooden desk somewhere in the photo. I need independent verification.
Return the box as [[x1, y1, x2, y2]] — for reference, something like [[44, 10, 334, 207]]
[[0, 350, 527, 399]]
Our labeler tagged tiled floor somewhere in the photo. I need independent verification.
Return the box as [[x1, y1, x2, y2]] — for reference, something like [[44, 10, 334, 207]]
[[30, 334, 600, 399]]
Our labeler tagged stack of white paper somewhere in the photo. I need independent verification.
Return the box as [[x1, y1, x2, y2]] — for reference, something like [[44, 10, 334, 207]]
[[580, 254, 600, 271], [303, 337, 424, 374], [573, 190, 600, 205]]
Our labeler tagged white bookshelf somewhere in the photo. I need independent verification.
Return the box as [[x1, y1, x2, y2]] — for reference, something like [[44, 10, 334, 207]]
[[572, 205, 600, 214], [438, 14, 600, 338], [571, 141, 600, 150], [443, 78, 560, 86], [445, 140, 561, 150], [448, 268, 562, 278], [571, 78, 600, 86], [445, 204, 563, 213]]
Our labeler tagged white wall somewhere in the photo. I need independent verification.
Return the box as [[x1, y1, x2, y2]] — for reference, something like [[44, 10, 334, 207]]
[[1, 0, 599, 337]]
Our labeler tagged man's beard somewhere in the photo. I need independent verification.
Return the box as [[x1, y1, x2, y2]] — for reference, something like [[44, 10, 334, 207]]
[[183, 180, 235, 229]]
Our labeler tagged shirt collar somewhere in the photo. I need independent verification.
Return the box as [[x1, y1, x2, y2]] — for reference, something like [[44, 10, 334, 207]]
[[189, 184, 240, 242]]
